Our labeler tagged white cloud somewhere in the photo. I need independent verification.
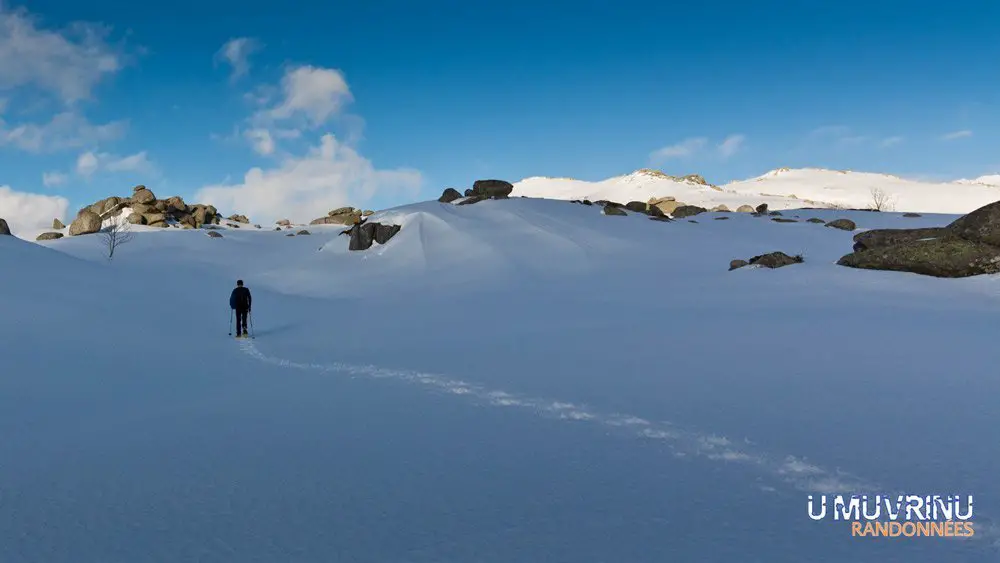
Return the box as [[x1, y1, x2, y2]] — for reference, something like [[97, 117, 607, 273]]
[[879, 136, 904, 148], [75, 149, 155, 178], [650, 137, 708, 162], [257, 65, 353, 127], [809, 125, 851, 138], [0, 111, 127, 152], [244, 128, 275, 155], [196, 134, 422, 223], [717, 134, 745, 158], [0, 5, 127, 105], [42, 171, 68, 187], [942, 130, 972, 141], [0, 184, 68, 233], [215, 37, 262, 82]]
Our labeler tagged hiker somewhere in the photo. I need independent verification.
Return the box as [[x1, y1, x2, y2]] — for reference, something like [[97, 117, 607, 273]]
[[230, 279, 252, 338]]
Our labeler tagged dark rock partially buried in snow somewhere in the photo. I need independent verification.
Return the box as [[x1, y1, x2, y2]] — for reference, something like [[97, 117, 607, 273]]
[[206, 231, 224, 238], [806, 218, 826, 224], [625, 201, 648, 213], [0, 218, 10, 235], [36, 232, 64, 241], [825, 218, 857, 231], [729, 259, 749, 270], [472, 179, 514, 199], [671, 205, 707, 218], [53, 218, 65, 229], [748, 252, 803, 269], [946, 200, 1000, 247], [456, 195, 486, 206], [344, 221, 402, 251], [602, 205, 627, 216], [438, 188, 463, 203], [851, 227, 950, 252]]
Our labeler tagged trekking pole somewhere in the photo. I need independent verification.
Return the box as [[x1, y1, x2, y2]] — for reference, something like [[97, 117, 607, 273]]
[[249, 311, 255, 339], [229, 308, 233, 336]]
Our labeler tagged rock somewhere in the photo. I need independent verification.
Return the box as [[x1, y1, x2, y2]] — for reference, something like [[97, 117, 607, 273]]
[[671, 205, 707, 218], [277, 219, 291, 226], [596, 200, 624, 209], [228, 214, 250, 224], [286, 233, 295, 237], [711, 204, 731, 212], [439, 188, 463, 203], [644, 205, 666, 218], [328, 207, 355, 216], [729, 259, 748, 270], [472, 179, 514, 199], [946, 200, 1000, 247], [714, 216, 731, 220], [130, 203, 153, 215], [69, 210, 102, 236], [206, 231, 224, 238], [144, 213, 167, 226], [851, 227, 950, 252], [362, 210, 374, 216], [456, 195, 486, 206], [275, 227, 282, 231], [825, 219, 857, 231], [681, 174, 709, 185], [768, 211, 783, 216], [648, 196, 676, 205], [755, 203, 769, 215], [464, 188, 474, 197], [651, 199, 685, 215], [52, 218, 65, 229], [602, 206, 627, 216], [297, 230, 311, 235], [126, 212, 146, 225], [0, 218, 10, 235], [154, 200, 169, 213], [165, 196, 187, 213], [625, 201, 648, 213], [737, 205, 756, 213], [582, 200, 593, 206], [748, 251, 803, 269], [311, 207, 362, 225], [649, 216, 674, 222], [374, 223, 401, 244], [771, 217, 798, 223], [132, 186, 156, 204], [806, 218, 826, 224], [36, 232, 63, 241], [903, 212, 922, 218], [838, 237, 1000, 278]]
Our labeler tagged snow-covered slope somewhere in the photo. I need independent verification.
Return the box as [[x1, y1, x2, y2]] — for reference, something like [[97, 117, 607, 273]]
[[513, 167, 1000, 214], [4, 198, 1000, 562]]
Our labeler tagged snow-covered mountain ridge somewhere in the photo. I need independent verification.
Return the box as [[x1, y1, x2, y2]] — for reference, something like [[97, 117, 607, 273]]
[[513, 167, 1000, 214]]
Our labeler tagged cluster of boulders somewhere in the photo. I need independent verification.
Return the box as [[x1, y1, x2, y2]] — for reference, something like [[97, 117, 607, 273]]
[[309, 207, 374, 225], [438, 179, 515, 205], [837, 199, 1000, 277], [46, 185, 229, 240]]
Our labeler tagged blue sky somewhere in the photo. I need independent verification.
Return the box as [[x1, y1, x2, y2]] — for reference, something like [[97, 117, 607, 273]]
[[0, 0, 998, 228]]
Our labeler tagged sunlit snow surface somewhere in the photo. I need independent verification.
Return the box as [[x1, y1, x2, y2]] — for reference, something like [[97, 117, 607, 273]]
[[3, 198, 999, 562]]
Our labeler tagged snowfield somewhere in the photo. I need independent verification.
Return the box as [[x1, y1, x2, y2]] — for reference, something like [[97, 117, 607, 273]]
[[3, 196, 1000, 562], [513, 167, 1000, 215]]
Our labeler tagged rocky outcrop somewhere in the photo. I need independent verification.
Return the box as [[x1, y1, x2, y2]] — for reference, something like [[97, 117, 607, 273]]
[[228, 214, 250, 224], [737, 205, 756, 213], [0, 218, 10, 235], [36, 232, 64, 241], [311, 207, 363, 225], [69, 210, 102, 236], [438, 188, 463, 203], [70, 185, 224, 235], [836, 199, 1000, 277], [602, 206, 627, 216], [649, 197, 685, 215], [52, 218, 65, 229]]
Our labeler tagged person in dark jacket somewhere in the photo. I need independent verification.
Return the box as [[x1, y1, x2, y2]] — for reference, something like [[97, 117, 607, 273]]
[[230, 279, 252, 337]]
